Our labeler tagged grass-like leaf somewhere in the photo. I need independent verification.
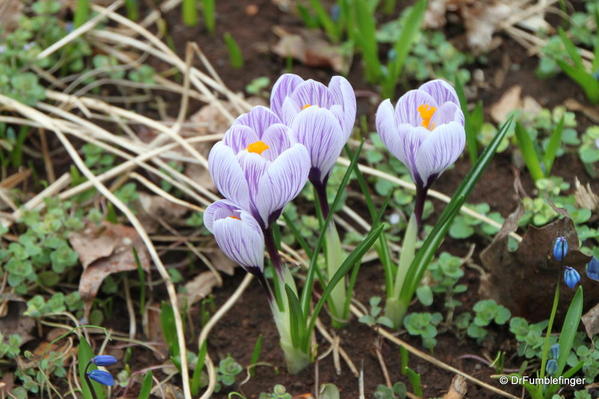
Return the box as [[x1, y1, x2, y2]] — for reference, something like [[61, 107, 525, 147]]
[[515, 122, 544, 181], [223, 32, 244, 69], [137, 371, 153, 399], [455, 75, 478, 164], [543, 116, 564, 174]]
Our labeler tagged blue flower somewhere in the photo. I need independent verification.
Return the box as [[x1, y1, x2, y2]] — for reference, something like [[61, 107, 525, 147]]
[[546, 359, 558, 376], [91, 355, 117, 366], [552, 237, 568, 262], [87, 370, 114, 386], [586, 257, 599, 281], [563, 267, 580, 289], [550, 343, 560, 359]]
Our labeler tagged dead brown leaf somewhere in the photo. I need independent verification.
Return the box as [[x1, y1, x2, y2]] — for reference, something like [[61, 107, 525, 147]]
[[564, 98, 599, 123], [272, 26, 351, 74], [69, 222, 151, 318], [490, 85, 521, 123], [0, 298, 35, 344], [480, 214, 596, 321], [179, 271, 220, 307], [582, 303, 599, 339], [136, 193, 188, 233], [210, 248, 237, 275], [574, 178, 599, 211], [0, 1, 23, 34]]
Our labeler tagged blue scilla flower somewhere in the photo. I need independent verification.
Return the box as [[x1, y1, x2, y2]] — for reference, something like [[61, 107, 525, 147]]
[[550, 343, 560, 360], [586, 257, 599, 281], [91, 355, 117, 366], [546, 359, 558, 376], [563, 267, 580, 289], [87, 369, 114, 386], [552, 237, 568, 262]]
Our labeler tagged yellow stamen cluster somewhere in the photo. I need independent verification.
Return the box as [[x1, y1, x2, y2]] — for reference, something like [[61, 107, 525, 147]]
[[246, 140, 270, 154], [417, 104, 437, 130], [228, 215, 240, 220], [302, 104, 312, 110]]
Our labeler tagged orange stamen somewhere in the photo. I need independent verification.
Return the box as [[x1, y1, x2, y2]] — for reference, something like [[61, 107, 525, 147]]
[[228, 215, 240, 220], [246, 140, 270, 154], [302, 104, 312, 110], [417, 104, 437, 130]]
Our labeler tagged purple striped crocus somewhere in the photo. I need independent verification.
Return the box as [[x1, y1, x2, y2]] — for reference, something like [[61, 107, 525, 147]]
[[376, 79, 465, 228], [270, 74, 356, 215], [204, 200, 265, 276], [208, 106, 310, 229]]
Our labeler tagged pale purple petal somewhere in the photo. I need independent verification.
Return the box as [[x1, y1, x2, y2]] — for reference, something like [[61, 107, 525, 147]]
[[254, 144, 310, 224], [395, 89, 438, 126], [261, 123, 293, 160], [208, 142, 250, 208], [377, 100, 426, 181], [430, 102, 464, 128], [328, 76, 356, 136], [281, 96, 301, 125], [419, 79, 459, 106], [223, 125, 260, 153], [203, 199, 240, 233], [212, 208, 265, 272], [271, 74, 304, 119], [237, 151, 269, 202], [234, 106, 281, 136], [414, 121, 466, 187], [291, 106, 346, 181], [290, 80, 335, 110]]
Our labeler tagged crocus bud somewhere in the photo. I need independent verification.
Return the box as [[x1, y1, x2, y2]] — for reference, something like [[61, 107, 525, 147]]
[[552, 236, 568, 261], [586, 257, 599, 281], [91, 355, 117, 366], [545, 359, 557, 376], [550, 343, 560, 360], [87, 370, 114, 386], [563, 266, 580, 289]]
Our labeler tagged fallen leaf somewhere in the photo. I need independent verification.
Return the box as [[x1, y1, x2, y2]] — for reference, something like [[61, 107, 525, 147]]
[[0, 1, 23, 34], [490, 85, 521, 123], [136, 193, 188, 233], [272, 26, 351, 74], [442, 375, 468, 399], [0, 373, 14, 395], [480, 214, 596, 321], [143, 304, 169, 360], [69, 222, 151, 318], [179, 271, 220, 307], [209, 248, 237, 275], [564, 98, 599, 123], [581, 303, 599, 339]]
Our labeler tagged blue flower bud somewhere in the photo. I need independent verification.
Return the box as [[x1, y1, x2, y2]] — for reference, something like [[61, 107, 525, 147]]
[[87, 370, 114, 386], [550, 343, 560, 360], [586, 257, 599, 282], [545, 359, 557, 376], [563, 266, 580, 289], [91, 355, 117, 366], [552, 237, 568, 261]]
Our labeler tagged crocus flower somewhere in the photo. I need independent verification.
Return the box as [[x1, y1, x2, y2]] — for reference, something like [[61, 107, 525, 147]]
[[203, 200, 265, 276], [586, 257, 599, 281], [208, 106, 310, 229], [563, 266, 580, 289], [87, 370, 114, 386], [270, 74, 356, 194], [552, 236, 568, 262], [91, 355, 117, 367], [376, 79, 465, 227]]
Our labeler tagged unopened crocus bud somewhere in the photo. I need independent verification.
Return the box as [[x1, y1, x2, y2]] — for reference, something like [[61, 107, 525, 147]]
[[550, 343, 560, 360], [545, 359, 558, 376], [552, 236, 568, 261], [586, 257, 599, 281], [91, 355, 117, 366], [563, 266, 580, 289], [87, 370, 114, 386]]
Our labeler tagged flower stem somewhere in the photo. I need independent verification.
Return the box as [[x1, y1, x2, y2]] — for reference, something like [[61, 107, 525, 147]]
[[84, 362, 99, 399], [264, 227, 283, 276], [312, 179, 330, 219], [414, 183, 429, 232]]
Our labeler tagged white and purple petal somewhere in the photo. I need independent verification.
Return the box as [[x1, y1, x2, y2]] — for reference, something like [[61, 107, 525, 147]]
[[203, 199, 241, 232], [394, 89, 437, 127], [223, 125, 260, 153], [208, 142, 250, 209], [430, 101, 464, 127], [291, 106, 346, 182], [261, 123, 294, 160], [290, 80, 335, 110], [414, 121, 465, 187], [271, 73, 304, 119], [234, 106, 281, 137], [254, 144, 310, 225], [328, 76, 356, 136], [418, 79, 460, 106]]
